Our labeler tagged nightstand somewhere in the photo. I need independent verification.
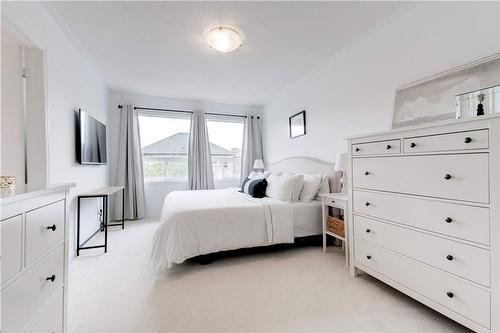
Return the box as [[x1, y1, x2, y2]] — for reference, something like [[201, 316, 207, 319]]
[[319, 193, 349, 266]]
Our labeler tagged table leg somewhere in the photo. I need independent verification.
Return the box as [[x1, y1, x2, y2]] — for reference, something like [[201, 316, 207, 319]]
[[345, 206, 350, 267], [344, 218, 349, 267], [77, 197, 81, 257], [344, 242, 349, 266], [104, 196, 108, 253], [122, 188, 125, 229], [322, 201, 327, 253]]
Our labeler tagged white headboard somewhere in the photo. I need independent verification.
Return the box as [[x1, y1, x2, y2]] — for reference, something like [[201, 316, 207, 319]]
[[267, 156, 341, 193]]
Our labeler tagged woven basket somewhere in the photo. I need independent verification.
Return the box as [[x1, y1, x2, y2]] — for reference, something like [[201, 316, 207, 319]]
[[328, 216, 345, 237]]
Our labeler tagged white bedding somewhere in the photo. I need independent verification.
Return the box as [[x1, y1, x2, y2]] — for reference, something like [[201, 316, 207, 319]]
[[293, 200, 322, 237], [152, 188, 294, 276]]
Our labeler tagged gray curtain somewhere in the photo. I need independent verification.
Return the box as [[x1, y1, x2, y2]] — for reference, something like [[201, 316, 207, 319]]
[[188, 111, 214, 190], [115, 104, 146, 220], [241, 115, 263, 180]]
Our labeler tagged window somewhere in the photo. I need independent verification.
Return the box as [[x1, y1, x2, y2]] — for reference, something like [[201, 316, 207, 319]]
[[206, 116, 245, 187], [138, 113, 191, 182], [137, 112, 245, 186]]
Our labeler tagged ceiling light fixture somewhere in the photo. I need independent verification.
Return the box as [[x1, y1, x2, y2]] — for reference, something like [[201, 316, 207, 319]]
[[206, 26, 243, 53]]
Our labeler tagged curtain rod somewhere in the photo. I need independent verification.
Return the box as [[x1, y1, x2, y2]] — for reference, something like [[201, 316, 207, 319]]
[[117, 105, 257, 119]]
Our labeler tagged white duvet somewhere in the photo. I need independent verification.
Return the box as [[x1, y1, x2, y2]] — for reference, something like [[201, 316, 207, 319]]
[[151, 188, 294, 276]]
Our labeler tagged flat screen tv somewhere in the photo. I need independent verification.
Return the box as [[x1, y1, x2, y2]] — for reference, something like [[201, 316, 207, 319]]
[[77, 109, 107, 165]]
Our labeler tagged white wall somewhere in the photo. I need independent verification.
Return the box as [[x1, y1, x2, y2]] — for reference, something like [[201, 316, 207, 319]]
[[2, 2, 111, 255], [108, 90, 261, 217], [263, 2, 500, 164], [1, 27, 25, 191]]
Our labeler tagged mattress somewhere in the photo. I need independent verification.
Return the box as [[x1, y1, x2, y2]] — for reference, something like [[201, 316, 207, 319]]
[[292, 200, 322, 237]]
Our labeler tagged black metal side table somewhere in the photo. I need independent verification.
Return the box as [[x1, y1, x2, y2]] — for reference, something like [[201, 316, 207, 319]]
[[76, 186, 125, 256]]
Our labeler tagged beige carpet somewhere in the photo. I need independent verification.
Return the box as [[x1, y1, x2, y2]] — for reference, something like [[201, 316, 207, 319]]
[[68, 219, 470, 332]]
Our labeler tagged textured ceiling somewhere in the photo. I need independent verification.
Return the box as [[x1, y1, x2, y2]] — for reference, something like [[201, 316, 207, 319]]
[[44, 1, 409, 105]]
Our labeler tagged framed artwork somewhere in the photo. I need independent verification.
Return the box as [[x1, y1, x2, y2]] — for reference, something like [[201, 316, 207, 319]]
[[391, 54, 500, 129], [289, 110, 306, 138]]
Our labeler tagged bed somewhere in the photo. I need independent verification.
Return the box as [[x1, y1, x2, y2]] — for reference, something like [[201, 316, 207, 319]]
[[152, 157, 340, 276]]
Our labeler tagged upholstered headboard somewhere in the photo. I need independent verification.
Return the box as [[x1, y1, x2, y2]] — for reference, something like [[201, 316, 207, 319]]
[[267, 156, 341, 193]]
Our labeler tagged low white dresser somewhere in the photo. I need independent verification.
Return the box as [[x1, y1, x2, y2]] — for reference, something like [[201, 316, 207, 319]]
[[347, 115, 500, 333], [1, 184, 74, 332]]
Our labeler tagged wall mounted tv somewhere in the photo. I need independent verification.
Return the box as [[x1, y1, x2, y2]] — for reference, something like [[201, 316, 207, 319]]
[[77, 109, 107, 165]]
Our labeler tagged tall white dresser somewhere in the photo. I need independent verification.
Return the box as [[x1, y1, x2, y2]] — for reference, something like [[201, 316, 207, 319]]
[[347, 115, 500, 333], [1, 184, 74, 332]]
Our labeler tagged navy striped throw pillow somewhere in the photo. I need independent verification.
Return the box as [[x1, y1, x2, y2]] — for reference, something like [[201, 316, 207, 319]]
[[243, 178, 268, 198], [240, 177, 251, 192]]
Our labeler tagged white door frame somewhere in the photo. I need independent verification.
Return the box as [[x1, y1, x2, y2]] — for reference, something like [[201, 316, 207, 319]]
[[2, 7, 50, 189]]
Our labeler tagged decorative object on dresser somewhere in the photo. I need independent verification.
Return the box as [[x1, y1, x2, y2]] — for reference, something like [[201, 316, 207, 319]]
[[0, 176, 16, 191], [334, 153, 348, 194], [1, 183, 74, 332], [77, 186, 125, 256], [391, 54, 500, 129], [319, 193, 349, 266], [289, 110, 306, 138], [347, 114, 500, 333], [456, 84, 500, 119]]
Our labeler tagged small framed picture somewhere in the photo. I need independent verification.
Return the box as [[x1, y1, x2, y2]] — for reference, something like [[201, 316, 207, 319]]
[[289, 110, 306, 138]]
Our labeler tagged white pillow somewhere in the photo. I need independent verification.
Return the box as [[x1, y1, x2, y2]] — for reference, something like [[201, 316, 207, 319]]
[[266, 173, 304, 202], [262, 171, 271, 179], [265, 174, 280, 198], [282, 172, 304, 202], [317, 175, 330, 195], [299, 174, 322, 202]]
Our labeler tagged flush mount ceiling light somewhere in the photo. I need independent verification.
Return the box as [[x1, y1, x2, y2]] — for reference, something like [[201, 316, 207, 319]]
[[206, 26, 243, 53]]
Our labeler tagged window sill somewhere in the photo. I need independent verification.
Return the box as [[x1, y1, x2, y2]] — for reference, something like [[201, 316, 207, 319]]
[[144, 179, 241, 185], [144, 179, 187, 184]]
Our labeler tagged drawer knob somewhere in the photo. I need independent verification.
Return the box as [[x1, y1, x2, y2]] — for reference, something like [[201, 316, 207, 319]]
[[46, 274, 56, 282], [364, 171, 370, 176], [410, 142, 416, 148], [365, 229, 371, 233], [366, 255, 372, 260], [386, 144, 391, 150], [444, 174, 452, 180], [46, 224, 57, 231], [446, 255, 454, 261], [445, 217, 453, 223], [447, 292, 454, 298], [365, 202, 370, 206], [464, 137, 472, 144], [355, 147, 360, 152]]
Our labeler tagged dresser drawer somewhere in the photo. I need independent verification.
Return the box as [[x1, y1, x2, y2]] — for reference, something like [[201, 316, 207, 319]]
[[26, 200, 65, 266], [1, 245, 64, 332], [354, 215, 490, 286], [352, 139, 400, 156], [353, 190, 490, 245], [404, 129, 489, 154], [352, 154, 489, 203], [26, 288, 64, 333], [1, 215, 23, 284], [355, 239, 490, 328]]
